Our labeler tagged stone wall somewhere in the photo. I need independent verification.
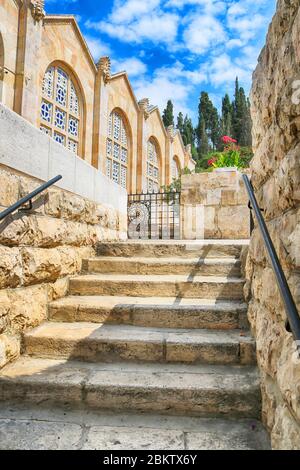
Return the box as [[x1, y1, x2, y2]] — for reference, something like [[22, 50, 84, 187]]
[[181, 169, 250, 240], [0, 164, 126, 369], [246, 0, 300, 449], [0, 103, 128, 369]]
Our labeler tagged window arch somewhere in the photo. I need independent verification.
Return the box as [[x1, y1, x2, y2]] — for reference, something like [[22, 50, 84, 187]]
[[171, 156, 180, 180], [106, 110, 128, 189], [40, 64, 82, 155], [147, 138, 160, 192]]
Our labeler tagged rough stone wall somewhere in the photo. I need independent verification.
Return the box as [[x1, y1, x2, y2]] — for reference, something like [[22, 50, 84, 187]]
[[246, 0, 300, 449], [181, 169, 250, 240], [0, 164, 126, 369]]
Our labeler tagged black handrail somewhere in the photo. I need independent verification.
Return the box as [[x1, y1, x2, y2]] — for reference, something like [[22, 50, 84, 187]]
[[0, 175, 62, 222], [243, 174, 300, 344]]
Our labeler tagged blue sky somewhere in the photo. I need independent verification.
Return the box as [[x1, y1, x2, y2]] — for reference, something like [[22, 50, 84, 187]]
[[45, 0, 277, 123]]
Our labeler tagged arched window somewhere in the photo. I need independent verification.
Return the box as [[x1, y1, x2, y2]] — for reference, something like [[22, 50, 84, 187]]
[[147, 138, 160, 192], [106, 110, 128, 189], [172, 157, 180, 180], [40, 65, 81, 155]]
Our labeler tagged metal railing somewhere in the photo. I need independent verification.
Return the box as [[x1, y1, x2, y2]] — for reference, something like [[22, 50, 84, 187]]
[[0, 175, 62, 222], [243, 174, 300, 344], [128, 191, 181, 240]]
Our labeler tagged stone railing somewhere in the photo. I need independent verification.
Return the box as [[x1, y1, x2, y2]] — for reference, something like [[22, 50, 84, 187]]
[[181, 169, 250, 240]]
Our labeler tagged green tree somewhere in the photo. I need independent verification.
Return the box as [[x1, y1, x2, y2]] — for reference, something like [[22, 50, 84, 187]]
[[232, 77, 252, 146], [196, 91, 220, 154], [182, 115, 193, 145], [241, 97, 252, 147], [210, 107, 221, 150], [198, 113, 209, 156], [176, 112, 184, 135], [220, 93, 233, 138], [162, 100, 174, 127]]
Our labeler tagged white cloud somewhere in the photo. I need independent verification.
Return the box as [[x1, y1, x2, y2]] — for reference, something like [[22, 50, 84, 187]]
[[80, 0, 275, 119], [227, 1, 265, 43], [132, 61, 206, 120], [87, 13, 179, 46], [85, 0, 179, 46], [134, 74, 193, 119], [167, 0, 226, 14], [111, 57, 147, 77], [84, 36, 111, 61], [200, 52, 253, 88], [183, 14, 227, 54], [108, 0, 161, 24]]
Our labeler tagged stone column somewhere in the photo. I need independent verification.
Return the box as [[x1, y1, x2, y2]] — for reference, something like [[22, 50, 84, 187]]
[[92, 57, 111, 171], [137, 98, 149, 193], [166, 125, 174, 186], [14, 1, 44, 126]]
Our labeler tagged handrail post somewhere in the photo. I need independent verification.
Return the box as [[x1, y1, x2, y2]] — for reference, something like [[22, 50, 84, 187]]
[[0, 175, 62, 222]]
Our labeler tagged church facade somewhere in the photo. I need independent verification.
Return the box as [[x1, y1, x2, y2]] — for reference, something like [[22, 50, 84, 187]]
[[0, 0, 195, 194]]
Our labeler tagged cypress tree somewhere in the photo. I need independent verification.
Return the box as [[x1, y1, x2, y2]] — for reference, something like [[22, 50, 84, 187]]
[[183, 115, 194, 146], [177, 112, 184, 135], [210, 107, 221, 150], [198, 113, 209, 156], [197, 91, 220, 152], [231, 78, 252, 146], [162, 100, 174, 127], [242, 97, 252, 146], [221, 93, 233, 138]]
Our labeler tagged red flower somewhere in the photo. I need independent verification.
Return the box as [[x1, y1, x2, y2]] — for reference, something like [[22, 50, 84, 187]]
[[208, 158, 216, 166], [222, 135, 237, 144]]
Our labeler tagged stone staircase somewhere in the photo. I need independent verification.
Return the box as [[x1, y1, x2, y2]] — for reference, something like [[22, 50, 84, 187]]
[[0, 240, 270, 450]]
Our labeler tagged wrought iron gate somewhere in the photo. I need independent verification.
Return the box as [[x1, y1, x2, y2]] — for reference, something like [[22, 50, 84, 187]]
[[128, 191, 181, 240]]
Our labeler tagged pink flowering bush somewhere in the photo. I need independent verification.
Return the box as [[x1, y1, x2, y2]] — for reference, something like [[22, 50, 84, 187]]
[[221, 135, 237, 144], [208, 136, 245, 169]]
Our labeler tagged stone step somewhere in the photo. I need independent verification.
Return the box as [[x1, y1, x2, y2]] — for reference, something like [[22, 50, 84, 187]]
[[49, 296, 248, 330], [0, 358, 261, 418], [83, 256, 242, 276], [24, 322, 256, 365], [97, 240, 248, 259], [0, 404, 270, 450], [69, 274, 245, 300]]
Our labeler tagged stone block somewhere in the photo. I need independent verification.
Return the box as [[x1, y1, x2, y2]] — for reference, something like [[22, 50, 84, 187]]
[[0, 334, 20, 369], [0, 213, 34, 246], [48, 277, 70, 302], [8, 285, 48, 333], [0, 168, 19, 207], [221, 190, 237, 206], [21, 246, 82, 285], [216, 206, 250, 239], [74, 157, 95, 202], [272, 404, 300, 450], [0, 105, 50, 181], [18, 175, 46, 215], [0, 246, 22, 288], [207, 189, 221, 205], [48, 139, 76, 193]]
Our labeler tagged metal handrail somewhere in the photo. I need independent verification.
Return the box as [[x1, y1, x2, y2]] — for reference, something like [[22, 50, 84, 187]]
[[0, 175, 62, 222], [243, 174, 300, 343]]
